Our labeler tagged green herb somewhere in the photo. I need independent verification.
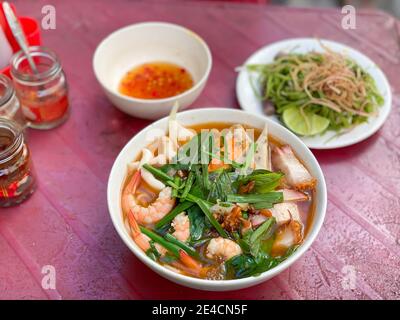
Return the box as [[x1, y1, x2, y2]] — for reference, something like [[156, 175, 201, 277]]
[[181, 171, 195, 199], [236, 170, 284, 194], [190, 238, 211, 248], [238, 218, 276, 256], [139, 226, 181, 258], [226, 242, 298, 278], [249, 218, 276, 256], [155, 201, 194, 230], [226, 252, 280, 278], [164, 233, 200, 259], [187, 205, 206, 242], [171, 176, 181, 198], [247, 51, 384, 136], [155, 222, 171, 236], [202, 163, 210, 190], [160, 163, 190, 175], [207, 170, 235, 202], [226, 192, 283, 204], [145, 240, 161, 261], [252, 202, 274, 209], [142, 164, 180, 189], [187, 194, 228, 238]]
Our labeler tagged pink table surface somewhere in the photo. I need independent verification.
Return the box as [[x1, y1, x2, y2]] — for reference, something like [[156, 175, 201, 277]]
[[1, 0, 400, 300]]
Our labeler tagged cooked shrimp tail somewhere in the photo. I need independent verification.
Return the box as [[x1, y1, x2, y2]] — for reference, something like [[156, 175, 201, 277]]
[[127, 210, 140, 235], [127, 170, 141, 194], [127, 210, 151, 252]]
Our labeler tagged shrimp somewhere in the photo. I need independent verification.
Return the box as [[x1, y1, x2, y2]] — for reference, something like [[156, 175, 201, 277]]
[[206, 237, 242, 261], [122, 170, 175, 225], [171, 212, 190, 242], [126, 210, 166, 256], [133, 187, 175, 225], [122, 170, 141, 215], [127, 212, 203, 276]]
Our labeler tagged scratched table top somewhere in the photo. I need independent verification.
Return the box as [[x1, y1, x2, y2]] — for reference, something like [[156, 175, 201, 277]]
[[1, 0, 399, 300]]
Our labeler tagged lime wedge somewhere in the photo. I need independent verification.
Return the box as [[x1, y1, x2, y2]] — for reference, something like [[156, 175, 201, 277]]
[[282, 106, 330, 136]]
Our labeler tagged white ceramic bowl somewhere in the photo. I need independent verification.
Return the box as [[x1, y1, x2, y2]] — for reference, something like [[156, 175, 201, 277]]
[[93, 22, 212, 120], [107, 108, 327, 291]]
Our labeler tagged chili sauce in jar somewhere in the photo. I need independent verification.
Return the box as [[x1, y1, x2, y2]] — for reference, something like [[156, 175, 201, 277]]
[[11, 46, 70, 130], [118, 62, 194, 99], [0, 118, 36, 207]]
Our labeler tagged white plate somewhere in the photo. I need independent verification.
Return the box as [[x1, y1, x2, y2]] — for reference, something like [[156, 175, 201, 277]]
[[236, 38, 392, 149]]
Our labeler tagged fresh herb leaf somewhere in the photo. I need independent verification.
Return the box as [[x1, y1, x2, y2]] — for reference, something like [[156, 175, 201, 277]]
[[236, 170, 284, 194], [191, 165, 208, 198], [225, 252, 279, 278], [252, 202, 274, 210], [238, 218, 276, 257], [227, 192, 283, 204], [187, 194, 228, 238], [187, 205, 206, 242], [207, 170, 235, 202], [249, 218, 276, 256], [226, 244, 299, 279]]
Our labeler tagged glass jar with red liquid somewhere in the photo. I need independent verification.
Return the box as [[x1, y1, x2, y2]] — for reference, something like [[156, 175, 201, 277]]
[[11, 46, 69, 129], [0, 118, 36, 207]]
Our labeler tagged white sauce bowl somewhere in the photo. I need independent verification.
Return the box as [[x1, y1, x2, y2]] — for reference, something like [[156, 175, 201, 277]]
[[107, 108, 327, 291], [93, 22, 212, 120]]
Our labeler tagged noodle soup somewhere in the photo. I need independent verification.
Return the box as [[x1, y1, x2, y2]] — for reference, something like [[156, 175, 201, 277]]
[[121, 110, 317, 280]]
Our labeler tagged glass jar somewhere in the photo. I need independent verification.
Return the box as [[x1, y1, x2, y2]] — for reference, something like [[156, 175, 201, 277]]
[[0, 74, 26, 127], [11, 46, 70, 130], [0, 118, 36, 207]]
